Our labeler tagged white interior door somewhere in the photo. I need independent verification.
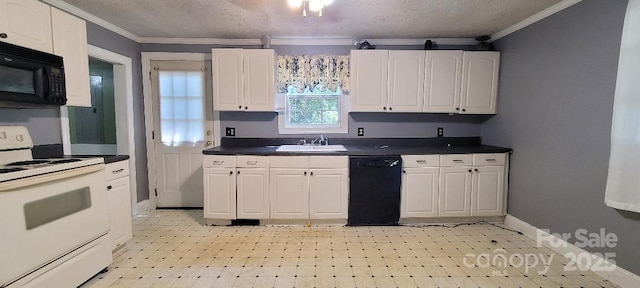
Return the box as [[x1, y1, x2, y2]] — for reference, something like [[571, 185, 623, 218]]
[[151, 61, 213, 207]]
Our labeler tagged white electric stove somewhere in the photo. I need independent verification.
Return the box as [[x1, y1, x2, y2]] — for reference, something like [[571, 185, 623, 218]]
[[0, 126, 112, 288]]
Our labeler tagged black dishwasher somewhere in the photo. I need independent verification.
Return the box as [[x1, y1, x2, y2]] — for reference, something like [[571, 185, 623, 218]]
[[348, 156, 402, 226]]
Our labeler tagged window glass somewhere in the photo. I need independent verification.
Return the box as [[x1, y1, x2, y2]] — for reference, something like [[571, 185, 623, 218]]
[[158, 71, 205, 145]]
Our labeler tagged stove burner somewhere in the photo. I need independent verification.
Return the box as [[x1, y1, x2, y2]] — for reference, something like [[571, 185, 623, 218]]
[[5, 160, 50, 166], [0, 167, 27, 173], [49, 159, 82, 164]]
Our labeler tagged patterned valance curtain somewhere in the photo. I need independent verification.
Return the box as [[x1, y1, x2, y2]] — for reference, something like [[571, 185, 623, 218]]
[[276, 55, 350, 94]]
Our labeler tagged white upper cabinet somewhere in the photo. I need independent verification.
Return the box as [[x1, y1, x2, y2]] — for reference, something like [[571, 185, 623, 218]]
[[460, 51, 500, 114], [0, 0, 53, 53], [212, 49, 243, 111], [51, 8, 90, 107], [212, 49, 275, 111], [243, 50, 275, 111], [350, 50, 389, 112], [388, 51, 425, 113], [424, 51, 463, 113]]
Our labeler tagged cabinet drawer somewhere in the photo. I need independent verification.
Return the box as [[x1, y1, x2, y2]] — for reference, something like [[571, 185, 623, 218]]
[[105, 160, 129, 181], [473, 153, 506, 166], [236, 155, 269, 168], [309, 156, 348, 168], [401, 155, 440, 167], [203, 155, 236, 168], [440, 154, 473, 166], [269, 156, 308, 168]]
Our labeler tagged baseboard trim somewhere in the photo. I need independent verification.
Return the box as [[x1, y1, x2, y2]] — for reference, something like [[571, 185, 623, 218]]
[[504, 214, 640, 288], [136, 200, 150, 216]]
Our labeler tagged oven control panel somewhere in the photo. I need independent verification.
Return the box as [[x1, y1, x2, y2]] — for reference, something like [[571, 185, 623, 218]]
[[0, 126, 33, 150]]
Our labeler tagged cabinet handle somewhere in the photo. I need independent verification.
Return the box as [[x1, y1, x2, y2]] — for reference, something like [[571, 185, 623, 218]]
[[474, 169, 478, 172], [416, 160, 427, 164], [246, 161, 257, 165], [456, 107, 460, 111], [0, 33, 7, 39], [229, 171, 233, 175], [239, 105, 242, 109], [462, 109, 466, 112], [310, 171, 314, 176], [245, 106, 248, 110], [468, 169, 472, 173], [389, 107, 392, 111], [453, 160, 465, 163], [485, 159, 497, 162], [304, 171, 307, 175], [383, 107, 387, 110], [212, 160, 224, 165], [112, 168, 124, 174], [237, 171, 240, 174], [402, 170, 406, 174], [107, 185, 112, 191]]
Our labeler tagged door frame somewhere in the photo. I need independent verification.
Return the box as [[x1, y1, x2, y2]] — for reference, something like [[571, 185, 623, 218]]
[[60, 44, 138, 214], [142, 52, 221, 209]]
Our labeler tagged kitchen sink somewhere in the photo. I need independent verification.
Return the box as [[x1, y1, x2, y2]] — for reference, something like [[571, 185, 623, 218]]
[[276, 145, 347, 152]]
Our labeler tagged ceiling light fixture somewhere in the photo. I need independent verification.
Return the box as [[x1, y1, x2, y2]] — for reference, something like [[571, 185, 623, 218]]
[[288, 0, 334, 17]]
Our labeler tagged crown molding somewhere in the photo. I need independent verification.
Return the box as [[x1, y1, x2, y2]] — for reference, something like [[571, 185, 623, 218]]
[[41, 0, 140, 42], [491, 0, 583, 42], [138, 37, 262, 46]]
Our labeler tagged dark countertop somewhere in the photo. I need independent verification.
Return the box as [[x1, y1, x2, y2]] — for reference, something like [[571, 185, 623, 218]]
[[100, 155, 130, 164], [203, 137, 512, 156]]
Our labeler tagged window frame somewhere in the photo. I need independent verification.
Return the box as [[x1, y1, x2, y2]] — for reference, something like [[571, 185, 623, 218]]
[[277, 86, 349, 134]]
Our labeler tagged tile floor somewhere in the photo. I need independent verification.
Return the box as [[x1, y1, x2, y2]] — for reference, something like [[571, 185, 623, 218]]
[[81, 210, 619, 288]]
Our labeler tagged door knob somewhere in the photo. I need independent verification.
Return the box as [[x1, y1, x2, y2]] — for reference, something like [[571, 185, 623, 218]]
[[205, 141, 212, 146], [206, 130, 212, 136]]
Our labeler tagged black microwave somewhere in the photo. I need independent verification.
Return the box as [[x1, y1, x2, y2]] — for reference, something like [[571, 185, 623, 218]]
[[0, 41, 66, 105]]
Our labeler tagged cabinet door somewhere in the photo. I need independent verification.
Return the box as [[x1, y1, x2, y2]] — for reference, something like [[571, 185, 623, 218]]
[[388, 51, 425, 112], [212, 49, 243, 111], [471, 166, 504, 216], [401, 167, 439, 218], [424, 51, 463, 113], [460, 52, 500, 114], [269, 169, 309, 219], [243, 49, 275, 111], [438, 167, 472, 217], [236, 168, 269, 219], [309, 168, 348, 219], [0, 0, 52, 53], [350, 50, 389, 112], [107, 176, 132, 250], [51, 8, 90, 107], [203, 168, 236, 219]]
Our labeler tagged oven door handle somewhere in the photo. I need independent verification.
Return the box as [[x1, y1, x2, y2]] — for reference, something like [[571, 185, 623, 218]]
[[0, 164, 106, 192]]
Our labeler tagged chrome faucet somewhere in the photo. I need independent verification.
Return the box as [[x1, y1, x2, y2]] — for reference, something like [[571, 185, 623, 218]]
[[312, 135, 328, 145]]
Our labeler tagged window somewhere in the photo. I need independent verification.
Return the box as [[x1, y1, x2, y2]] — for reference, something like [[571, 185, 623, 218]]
[[278, 85, 348, 134], [158, 70, 205, 145]]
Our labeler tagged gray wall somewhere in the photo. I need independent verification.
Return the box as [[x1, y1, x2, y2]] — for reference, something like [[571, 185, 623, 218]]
[[222, 112, 485, 138], [0, 108, 62, 144], [481, 0, 640, 275], [86, 22, 149, 202]]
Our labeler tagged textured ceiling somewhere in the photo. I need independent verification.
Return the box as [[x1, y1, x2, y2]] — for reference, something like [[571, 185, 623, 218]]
[[60, 0, 562, 39]]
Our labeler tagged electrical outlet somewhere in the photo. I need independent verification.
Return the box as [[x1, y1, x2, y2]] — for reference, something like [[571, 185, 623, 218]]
[[357, 127, 365, 137], [437, 127, 444, 137], [225, 127, 236, 137]]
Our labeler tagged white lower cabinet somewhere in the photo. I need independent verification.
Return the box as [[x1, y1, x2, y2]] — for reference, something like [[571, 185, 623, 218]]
[[269, 156, 348, 220], [105, 160, 132, 251], [402, 153, 508, 219], [269, 168, 309, 219], [204, 154, 237, 220], [309, 168, 348, 219], [203, 167, 236, 219], [438, 166, 473, 217], [236, 167, 269, 219], [470, 154, 506, 216], [400, 155, 440, 218]]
